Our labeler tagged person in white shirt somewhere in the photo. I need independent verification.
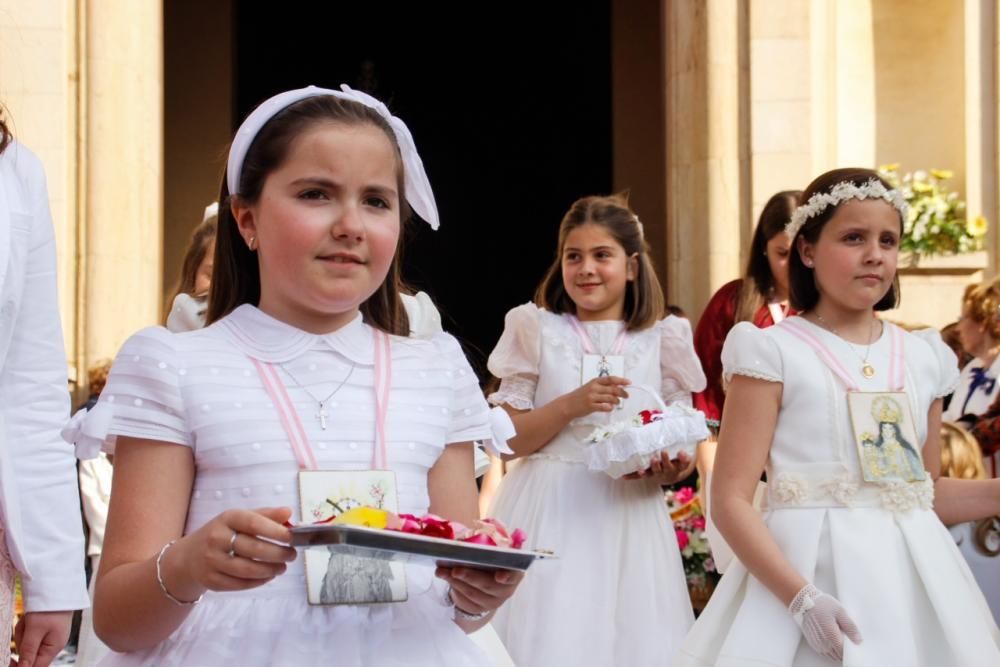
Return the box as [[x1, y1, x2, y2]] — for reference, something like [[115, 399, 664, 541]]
[[0, 109, 89, 666]]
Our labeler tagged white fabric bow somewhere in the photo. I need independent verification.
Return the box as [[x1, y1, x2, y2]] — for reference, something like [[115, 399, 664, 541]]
[[226, 84, 440, 230]]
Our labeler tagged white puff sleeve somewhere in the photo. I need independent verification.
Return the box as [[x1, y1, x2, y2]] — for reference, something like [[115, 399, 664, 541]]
[[910, 327, 961, 398], [66, 327, 192, 458], [721, 322, 783, 384], [658, 316, 708, 406], [431, 333, 494, 445], [402, 291, 444, 339], [486, 303, 541, 410]]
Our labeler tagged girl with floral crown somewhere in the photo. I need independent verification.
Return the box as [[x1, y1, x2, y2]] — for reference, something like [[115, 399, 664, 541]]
[[67, 85, 524, 666], [485, 193, 707, 666], [676, 168, 1000, 666]]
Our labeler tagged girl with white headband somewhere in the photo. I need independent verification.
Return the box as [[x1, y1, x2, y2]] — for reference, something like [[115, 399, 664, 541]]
[[70, 85, 523, 666], [676, 167, 1000, 666]]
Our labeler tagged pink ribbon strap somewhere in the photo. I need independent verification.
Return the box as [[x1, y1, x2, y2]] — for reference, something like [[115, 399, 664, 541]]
[[567, 315, 627, 355], [782, 318, 904, 392], [251, 328, 393, 471]]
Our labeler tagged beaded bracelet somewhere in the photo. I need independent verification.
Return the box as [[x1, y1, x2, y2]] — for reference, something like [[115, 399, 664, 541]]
[[156, 540, 203, 606]]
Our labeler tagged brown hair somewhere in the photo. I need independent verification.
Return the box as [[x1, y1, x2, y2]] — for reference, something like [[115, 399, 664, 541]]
[[164, 215, 218, 322], [534, 193, 664, 331], [206, 95, 411, 335], [0, 103, 11, 156], [787, 168, 902, 312], [86, 359, 113, 397], [939, 423, 1000, 556], [962, 276, 1000, 340], [734, 190, 801, 323]]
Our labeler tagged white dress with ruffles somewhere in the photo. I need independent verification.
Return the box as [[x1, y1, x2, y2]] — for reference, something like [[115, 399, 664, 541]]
[[486, 303, 706, 667], [75, 305, 497, 667], [676, 318, 1000, 667]]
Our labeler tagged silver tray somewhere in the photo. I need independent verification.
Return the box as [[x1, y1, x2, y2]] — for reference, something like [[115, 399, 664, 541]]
[[290, 524, 555, 571]]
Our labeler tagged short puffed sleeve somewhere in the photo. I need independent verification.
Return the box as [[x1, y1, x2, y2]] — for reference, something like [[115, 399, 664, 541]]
[[66, 327, 191, 458], [402, 291, 444, 339], [431, 333, 494, 445], [486, 303, 541, 410], [910, 327, 961, 398], [720, 322, 783, 384], [658, 316, 708, 404]]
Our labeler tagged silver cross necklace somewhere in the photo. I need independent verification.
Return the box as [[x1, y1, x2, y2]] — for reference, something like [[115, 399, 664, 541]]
[[279, 362, 355, 430]]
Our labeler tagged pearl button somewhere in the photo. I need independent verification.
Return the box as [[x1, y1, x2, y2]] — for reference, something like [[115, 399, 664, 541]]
[[309, 363, 317, 371], [349, 442, 358, 450], [441, 408, 449, 415], [132, 355, 140, 362], [133, 398, 143, 407], [318, 442, 328, 449], [234, 402, 243, 409], [446, 371, 453, 378], [193, 490, 201, 499], [158, 362, 167, 369], [107, 395, 115, 403], [201, 404, 211, 412], [251, 442, 262, 450], [243, 369, 252, 377], [408, 442, 416, 450], [463, 408, 472, 416], [329, 401, 338, 408], [274, 484, 284, 493], [214, 490, 223, 499], [417, 406, 424, 412], [210, 368, 220, 376], [179, 369, 187, 376], [242, 488, 252, 497], [459, 369, 467, 376], [419, 371, 427, 378]]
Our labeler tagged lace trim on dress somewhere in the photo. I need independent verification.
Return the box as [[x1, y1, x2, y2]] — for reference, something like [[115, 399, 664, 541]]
[[487, 375, 536, 411], [727, 367, 783, 384], [0, 526, 15, 667], [935, 374, 960, 399], [770, 472, 934, 513]]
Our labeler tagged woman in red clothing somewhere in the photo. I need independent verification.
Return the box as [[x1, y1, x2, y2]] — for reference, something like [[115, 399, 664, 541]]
[[693, 190, 802, 430], [692, 190, 800, 575]]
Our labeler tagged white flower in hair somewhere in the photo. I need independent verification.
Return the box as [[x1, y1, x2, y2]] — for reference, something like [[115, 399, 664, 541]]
[[785, 178, 908, 239]]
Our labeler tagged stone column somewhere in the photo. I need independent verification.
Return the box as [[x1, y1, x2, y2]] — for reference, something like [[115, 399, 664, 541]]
[[80, 0, 164, 365], [810, 0, 876, 173], [665, 0, 751, 319]]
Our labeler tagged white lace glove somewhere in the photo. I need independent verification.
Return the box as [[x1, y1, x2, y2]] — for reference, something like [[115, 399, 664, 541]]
[[788, 584, 863, 661]]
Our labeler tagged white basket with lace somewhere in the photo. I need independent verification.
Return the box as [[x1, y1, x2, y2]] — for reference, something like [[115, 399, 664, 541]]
[[584, 384, 709, 479]]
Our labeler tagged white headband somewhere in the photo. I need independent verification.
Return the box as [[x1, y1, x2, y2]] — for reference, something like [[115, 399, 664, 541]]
[[226, 84, 440, 230], [785, 178, 908, 239]]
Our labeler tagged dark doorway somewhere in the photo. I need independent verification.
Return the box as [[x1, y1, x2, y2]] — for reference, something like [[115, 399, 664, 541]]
[[235, 2, 612, 379]]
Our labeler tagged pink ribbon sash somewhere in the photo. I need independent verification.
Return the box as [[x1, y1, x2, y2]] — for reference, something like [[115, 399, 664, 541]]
[[251, 329, 392, 470], [782, 318, 904, 392]]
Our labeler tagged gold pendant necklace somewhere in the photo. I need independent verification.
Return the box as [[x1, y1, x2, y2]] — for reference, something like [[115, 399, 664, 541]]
[[811, 312, 879, 379]]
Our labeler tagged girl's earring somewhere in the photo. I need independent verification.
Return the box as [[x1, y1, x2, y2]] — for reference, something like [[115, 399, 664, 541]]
[[804, 258, 814, 267], [248, 236, 257, 251]]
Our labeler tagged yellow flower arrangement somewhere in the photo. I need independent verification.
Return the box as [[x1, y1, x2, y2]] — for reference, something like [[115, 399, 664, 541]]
[[878, 164, 987, 256]]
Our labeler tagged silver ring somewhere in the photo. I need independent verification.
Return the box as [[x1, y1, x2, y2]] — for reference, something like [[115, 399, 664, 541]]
[[227, 531, 238, 558]]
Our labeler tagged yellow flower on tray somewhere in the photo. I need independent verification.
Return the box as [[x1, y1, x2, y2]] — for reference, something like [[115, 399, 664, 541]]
[[967, 215, 989, 238], [930, 169, 954, 180], [332, 506, 389, 528]]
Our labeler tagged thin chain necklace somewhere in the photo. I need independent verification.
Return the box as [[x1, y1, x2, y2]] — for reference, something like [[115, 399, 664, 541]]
[[810, 311, 881, 379], [279, 362, 355, 430]]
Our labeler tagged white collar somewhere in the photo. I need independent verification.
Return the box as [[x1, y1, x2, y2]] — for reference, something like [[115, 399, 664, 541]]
[[215, 304, 374, 364]]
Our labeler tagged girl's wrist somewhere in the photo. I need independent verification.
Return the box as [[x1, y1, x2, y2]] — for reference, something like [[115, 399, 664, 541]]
[[159, 538, 207, 603]]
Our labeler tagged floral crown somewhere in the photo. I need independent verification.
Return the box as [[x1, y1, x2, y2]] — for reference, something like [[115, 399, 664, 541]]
[[784, 178, 908, 239]]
